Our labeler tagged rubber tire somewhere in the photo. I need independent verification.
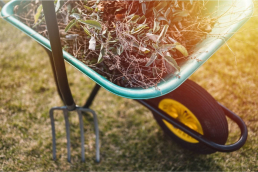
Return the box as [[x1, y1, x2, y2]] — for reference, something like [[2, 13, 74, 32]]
[[150, 79, 228, 154]]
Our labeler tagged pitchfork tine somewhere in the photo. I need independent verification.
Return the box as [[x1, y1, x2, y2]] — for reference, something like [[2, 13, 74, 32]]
[[63, 110, 71, 162], [92, 110, 100, 162], [77, 107, 100, 162], [77, 110, 85, 162], [49, 108, 56, 160]]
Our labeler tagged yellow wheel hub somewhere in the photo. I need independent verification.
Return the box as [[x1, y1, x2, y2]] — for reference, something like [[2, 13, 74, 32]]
[[158, 98, 204, 143]]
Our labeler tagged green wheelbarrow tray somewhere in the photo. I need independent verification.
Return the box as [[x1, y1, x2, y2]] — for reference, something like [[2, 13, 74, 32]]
[[1, 0, 254, 99]]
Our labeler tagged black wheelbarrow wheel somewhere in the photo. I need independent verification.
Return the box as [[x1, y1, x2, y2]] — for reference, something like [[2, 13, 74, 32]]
[[150, 79, 228, 154]]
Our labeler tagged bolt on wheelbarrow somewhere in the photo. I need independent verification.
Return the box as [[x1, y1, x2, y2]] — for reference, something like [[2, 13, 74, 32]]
[[1, 0, 253, 162]]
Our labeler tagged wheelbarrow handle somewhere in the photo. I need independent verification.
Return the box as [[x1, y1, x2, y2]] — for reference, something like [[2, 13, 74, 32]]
[[137, 99, 248, 152], [42, 0, 75, 110]]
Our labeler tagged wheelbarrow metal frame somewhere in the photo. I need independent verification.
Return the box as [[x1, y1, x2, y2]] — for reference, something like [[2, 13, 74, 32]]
[[82, 83, 248, 152]]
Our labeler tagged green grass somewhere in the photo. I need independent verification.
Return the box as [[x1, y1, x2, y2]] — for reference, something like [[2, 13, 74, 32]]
[[1, 3, 258, 171]]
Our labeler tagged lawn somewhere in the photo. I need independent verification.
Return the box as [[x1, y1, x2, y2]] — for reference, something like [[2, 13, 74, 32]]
[[0, 1, 258, 171]]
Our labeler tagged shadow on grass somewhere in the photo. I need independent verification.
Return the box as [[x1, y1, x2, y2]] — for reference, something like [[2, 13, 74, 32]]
[[59, 111, 224, 171]]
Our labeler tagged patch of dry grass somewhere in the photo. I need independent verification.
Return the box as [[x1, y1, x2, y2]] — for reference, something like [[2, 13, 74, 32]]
[[0, 2, 258, 171]]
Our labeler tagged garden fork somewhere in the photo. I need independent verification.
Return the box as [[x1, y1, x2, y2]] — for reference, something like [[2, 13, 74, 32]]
[[49, 106, 100, 162], [42, 0, 100, 162]]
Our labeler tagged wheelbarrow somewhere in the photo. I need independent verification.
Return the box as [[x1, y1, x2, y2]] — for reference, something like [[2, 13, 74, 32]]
[[0, 0, 253, 162]]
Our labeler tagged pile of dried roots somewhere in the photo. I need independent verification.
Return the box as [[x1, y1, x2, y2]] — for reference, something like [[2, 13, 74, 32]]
[[15, 0, 216, 88]]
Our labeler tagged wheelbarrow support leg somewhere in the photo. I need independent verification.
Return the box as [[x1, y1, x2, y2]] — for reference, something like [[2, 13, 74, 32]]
[[83, 84, 101, 108], [49, 106, 100, 162]]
